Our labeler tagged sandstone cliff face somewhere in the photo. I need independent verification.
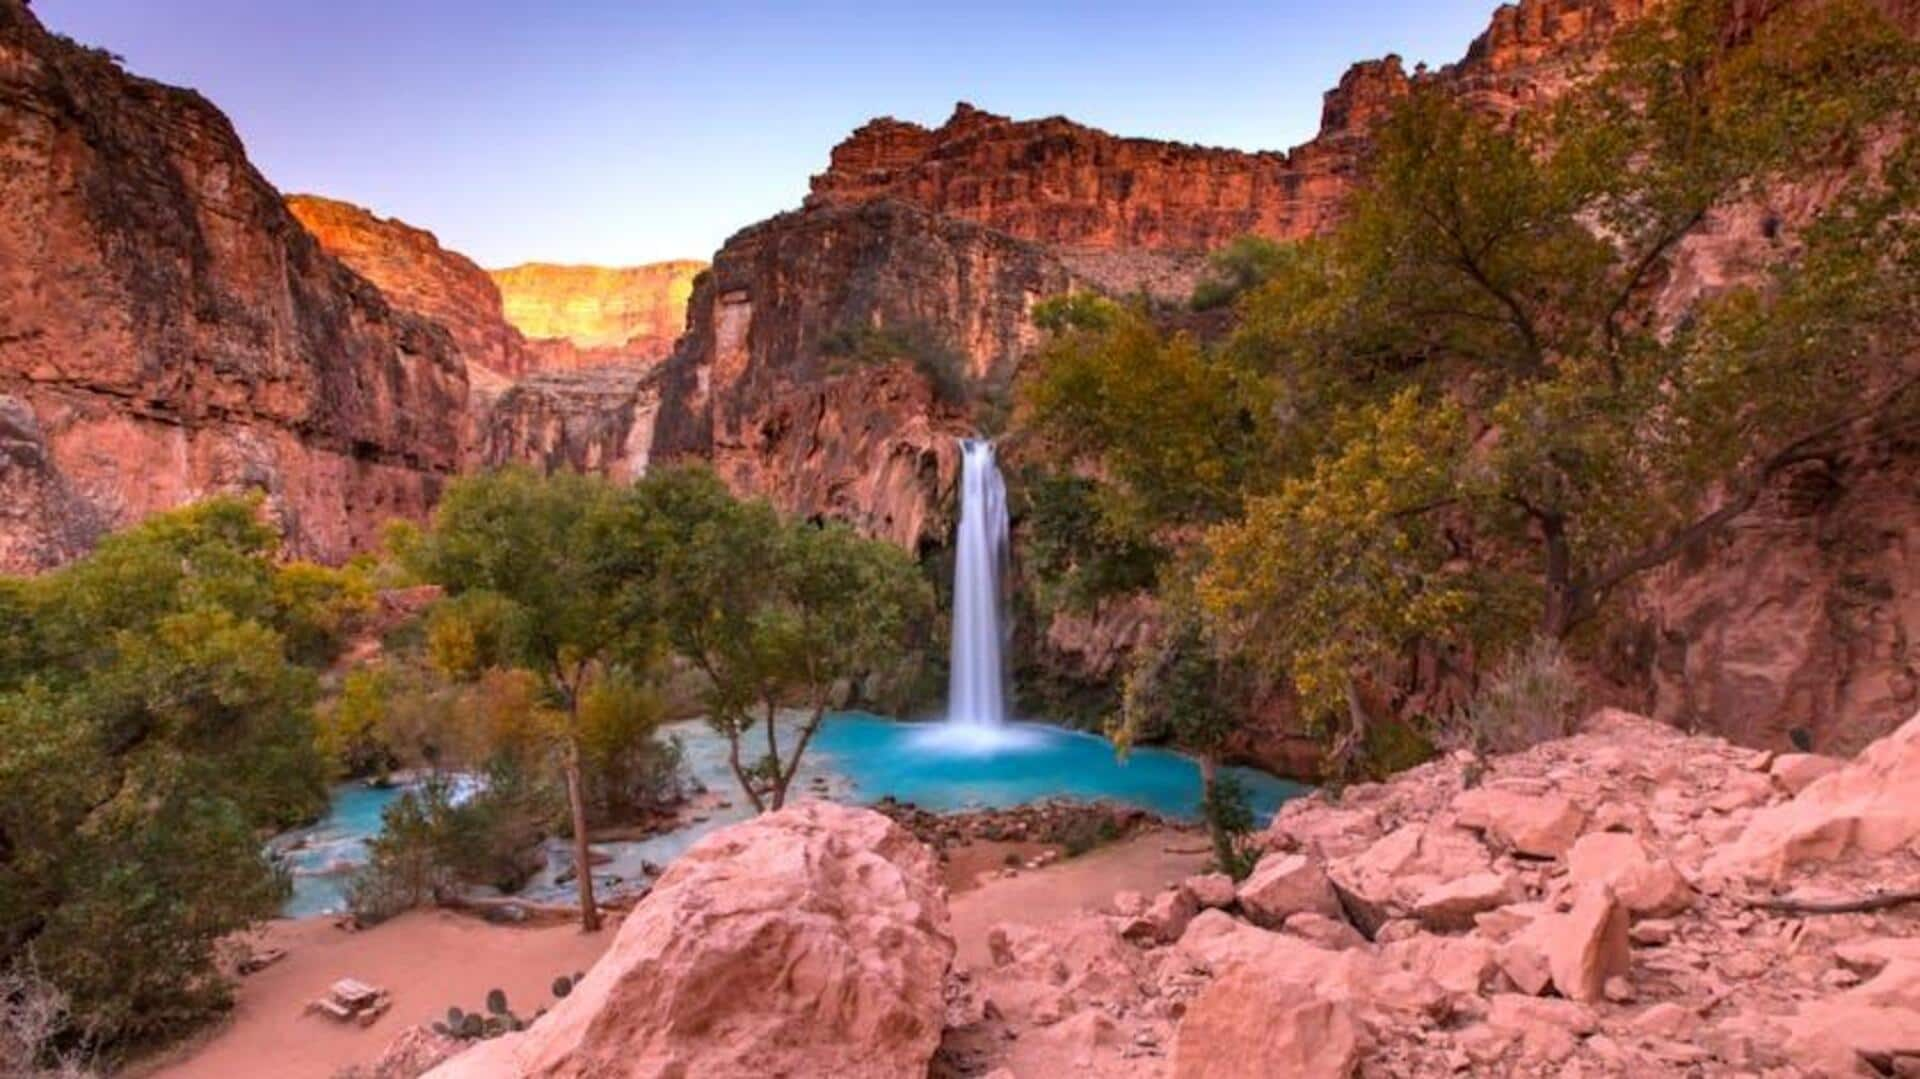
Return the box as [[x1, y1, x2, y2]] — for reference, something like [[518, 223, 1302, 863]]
[[479, 364, 663, 481], [490, 261, 704, 370], [287, 195, 530, 379], [650, 199, 1074, 548], [801, 1, 1637, 289], [0, 0, 467, 571]]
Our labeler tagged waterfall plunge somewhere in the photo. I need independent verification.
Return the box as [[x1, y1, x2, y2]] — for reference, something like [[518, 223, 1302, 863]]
[[925, 439, 1035, 752]]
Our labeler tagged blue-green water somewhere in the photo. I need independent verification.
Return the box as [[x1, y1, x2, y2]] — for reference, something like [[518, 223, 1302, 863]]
[[276, 782, 406, 917], [814, 712, 1304, 821], [278, 712, 1307, 916]]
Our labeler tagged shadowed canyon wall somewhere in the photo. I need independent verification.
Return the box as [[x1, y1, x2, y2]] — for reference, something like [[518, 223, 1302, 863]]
[[0, 0, 466, 572]]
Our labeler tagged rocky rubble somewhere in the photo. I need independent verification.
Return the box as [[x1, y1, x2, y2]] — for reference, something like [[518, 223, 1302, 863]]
[[935, 707, 1920, 1077]]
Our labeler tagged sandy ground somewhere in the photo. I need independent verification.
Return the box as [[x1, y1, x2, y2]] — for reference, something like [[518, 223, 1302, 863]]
[[948, 828, 1211, 968], [135, 911, 615, 1079], [139, 828, 1206, 1077]]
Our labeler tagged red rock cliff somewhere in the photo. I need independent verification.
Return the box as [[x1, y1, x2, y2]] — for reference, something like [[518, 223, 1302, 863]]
[[648, 200, 1074, 548], [286, 194, 531, 379], [0, 0, 468, 571], [490, 260, 706, 371]]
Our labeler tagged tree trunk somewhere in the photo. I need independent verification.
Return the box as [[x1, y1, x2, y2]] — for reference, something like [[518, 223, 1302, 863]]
[[563, 737, 602, 933], [1198, 756, 1230, 870]]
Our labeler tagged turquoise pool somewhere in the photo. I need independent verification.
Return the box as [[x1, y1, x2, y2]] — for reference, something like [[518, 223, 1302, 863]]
[[279, 712, 1308, 915]]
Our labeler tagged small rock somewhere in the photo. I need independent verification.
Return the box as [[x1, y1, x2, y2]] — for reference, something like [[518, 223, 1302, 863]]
[[1281, 911, 1367, 951], [1602, 975, 1635, 1003], [1236, 853, 1342, 929], [1414, 872, 1518, 931], [1629, 919, 1675, 946], [1181, 873, 1237, 910], [1453, 789, 1587, 859]]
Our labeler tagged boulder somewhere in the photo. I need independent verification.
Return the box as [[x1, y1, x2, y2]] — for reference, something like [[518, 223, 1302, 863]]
[[1324, 824, 1492, 935], [1172, 971, 1360, 1079], [1781, 958, 1920, 1077], [1282, 911, 1367, 951], [1709, 709, 1920, 882], [1452, 788, 1586, 858], [1381, 934, 1497, 997], [1122, 887, 1199, 945], [1539, 883, 1631, 1003], [1769, 752, 1844, 795], [426, 803, 951, 1079], [1565, 832, 1693, 917], [1182, 872, 1237, 910], [1237, 853, 1342, 928], [1412, 871, 1518, 931]]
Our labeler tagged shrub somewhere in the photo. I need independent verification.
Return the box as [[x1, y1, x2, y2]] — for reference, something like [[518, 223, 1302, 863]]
[[1461, 637, 1584, 754], [820, 323, 969, 405], [1202, 773, 1261, 881]]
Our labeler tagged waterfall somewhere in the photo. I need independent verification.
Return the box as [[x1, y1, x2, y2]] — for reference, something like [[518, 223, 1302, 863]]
[[945, 439, 1012, 731]]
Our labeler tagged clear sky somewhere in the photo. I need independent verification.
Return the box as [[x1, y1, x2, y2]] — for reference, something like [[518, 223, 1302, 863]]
[[35, 1, 1500, 268]]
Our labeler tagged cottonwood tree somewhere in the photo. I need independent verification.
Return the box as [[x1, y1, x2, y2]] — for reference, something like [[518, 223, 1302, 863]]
[[628, 467, 931, 812], [0, 499, 331, 1047], [403, 468, 653, 932]]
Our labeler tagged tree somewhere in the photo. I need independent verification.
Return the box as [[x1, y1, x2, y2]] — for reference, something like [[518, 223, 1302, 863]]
[[629, 467, 932, 812], [1112, 614, 1257, 877], [0, 499, 327, 1050], [1020, 0, 1916, 778], [404, 468, 652, 932]]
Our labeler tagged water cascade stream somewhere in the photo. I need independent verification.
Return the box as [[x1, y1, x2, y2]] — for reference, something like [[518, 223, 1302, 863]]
[[931, 439, 1027, 749]]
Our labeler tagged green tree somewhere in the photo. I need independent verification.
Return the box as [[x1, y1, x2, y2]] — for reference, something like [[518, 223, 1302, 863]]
[[404, 468, 655, 932], [630, 467, 933, 812], [0, 498, 326, 1051]]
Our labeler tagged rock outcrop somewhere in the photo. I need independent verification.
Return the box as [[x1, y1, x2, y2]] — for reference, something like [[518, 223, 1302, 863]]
[[428, 802, 953, 1079], [0, 0, 467, 571], [478, 364, 663, 480], [287, 195, 530, 379], [649, 199, 1074, 548], [491, 260, 704, 370], [936, 707, 1920, 1076]]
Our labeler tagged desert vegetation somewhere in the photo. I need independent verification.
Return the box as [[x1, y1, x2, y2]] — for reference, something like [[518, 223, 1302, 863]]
[[1013, 0, 1917, 784]]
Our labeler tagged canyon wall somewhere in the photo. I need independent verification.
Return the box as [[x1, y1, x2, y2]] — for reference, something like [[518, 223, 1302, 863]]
[[0, 0, 467, 571], [648, 200, 1074, 548], [286, 195, 530, 380], [491, 260, 705, 370]]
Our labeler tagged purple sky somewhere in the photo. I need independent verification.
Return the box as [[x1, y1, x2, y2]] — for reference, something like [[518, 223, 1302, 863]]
[[35, 1, 1500, 268]]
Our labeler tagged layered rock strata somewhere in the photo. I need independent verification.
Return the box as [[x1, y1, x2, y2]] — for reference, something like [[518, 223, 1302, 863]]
[[490, 260, 704, 370], [648, 199, 1074, 548], [287, 195, 530, 379], [0, 0, 467, 570]]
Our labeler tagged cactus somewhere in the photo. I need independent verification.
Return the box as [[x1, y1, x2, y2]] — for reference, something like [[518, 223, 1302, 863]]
[[431, 1021, 450, 1036], [447, 1006, 464, 1028], [486, 988, 509, 1016], [459, 1012, 484, 1039], [552, 974, 573, 998]]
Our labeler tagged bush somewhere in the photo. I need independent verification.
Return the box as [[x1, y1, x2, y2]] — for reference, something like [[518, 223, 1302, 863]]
[[1461, 637, 1584, 754], [820, 322, 969, 405], [348, 770, 552, 924], [1202, 773, 1261, 881], [0, 963, 97, 1078]]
